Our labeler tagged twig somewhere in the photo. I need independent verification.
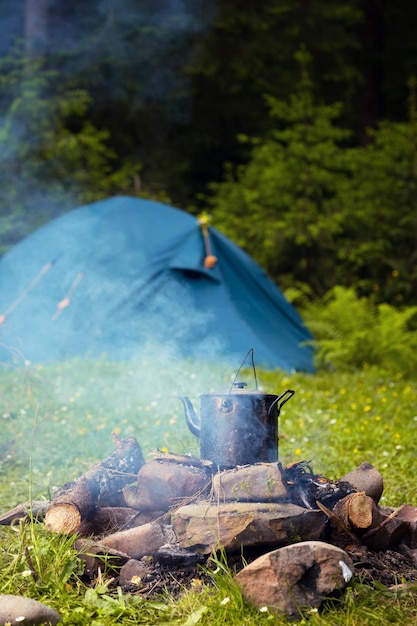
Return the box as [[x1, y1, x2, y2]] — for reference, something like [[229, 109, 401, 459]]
[[362, 504, 407, 540], [315, 500, 360, 544]]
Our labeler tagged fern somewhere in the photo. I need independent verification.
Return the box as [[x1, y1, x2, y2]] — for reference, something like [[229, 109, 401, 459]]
[[302, 286, 417, 376]]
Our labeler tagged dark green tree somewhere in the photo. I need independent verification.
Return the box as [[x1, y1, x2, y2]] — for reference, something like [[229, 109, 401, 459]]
[[177, 0, 363, 201], [206, 64, 417, 305], [0, 49, 137, 253], [337, 77, 417, 304], [206, 51, 351, 296]]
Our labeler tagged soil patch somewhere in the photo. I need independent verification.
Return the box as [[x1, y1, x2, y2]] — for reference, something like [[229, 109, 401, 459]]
[[111, 546, 417, 599]]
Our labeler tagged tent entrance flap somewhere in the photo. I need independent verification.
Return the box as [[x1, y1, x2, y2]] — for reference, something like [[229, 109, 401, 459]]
[[168, 230, 221, 283]]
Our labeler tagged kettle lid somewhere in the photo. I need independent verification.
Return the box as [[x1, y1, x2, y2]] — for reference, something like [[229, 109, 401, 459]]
[[201, 382, 276, 397]]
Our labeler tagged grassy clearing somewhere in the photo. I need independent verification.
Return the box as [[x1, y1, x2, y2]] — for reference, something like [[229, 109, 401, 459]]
[[1, 358, 417, 624]]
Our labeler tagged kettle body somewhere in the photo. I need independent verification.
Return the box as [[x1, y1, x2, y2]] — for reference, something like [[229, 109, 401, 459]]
[[178, 384, 294, 469]]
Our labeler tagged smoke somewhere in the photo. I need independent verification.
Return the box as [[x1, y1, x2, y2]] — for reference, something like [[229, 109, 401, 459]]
[[0, 0, 216, 248], [0, 195, 259, 476], [0, 3, 284, 482], [18, 0, 214, 109]]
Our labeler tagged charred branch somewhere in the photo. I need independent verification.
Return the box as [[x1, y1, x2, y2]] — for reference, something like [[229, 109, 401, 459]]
[[45, 433, 145, 534]]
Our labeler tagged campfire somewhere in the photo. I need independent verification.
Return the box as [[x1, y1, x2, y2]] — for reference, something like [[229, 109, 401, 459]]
[[2, 437, 417, 616], [2, 368, 417, 619]]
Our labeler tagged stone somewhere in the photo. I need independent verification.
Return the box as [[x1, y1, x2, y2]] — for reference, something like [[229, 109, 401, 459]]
[[172, 501, 326, 554], [125, 460, 211, 511], [118, 558, 153, 588], [235, 541, 354, 620], [212, 463, 288, 502], [340, 462, 384, 504], [0, 594, 61, 625]]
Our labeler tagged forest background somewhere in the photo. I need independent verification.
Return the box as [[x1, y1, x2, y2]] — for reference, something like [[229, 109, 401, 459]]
[[1, 0, 417, 374]]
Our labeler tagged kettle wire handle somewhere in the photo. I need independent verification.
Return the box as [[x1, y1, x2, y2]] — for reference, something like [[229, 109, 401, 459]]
[[229, 347, 258, 394]]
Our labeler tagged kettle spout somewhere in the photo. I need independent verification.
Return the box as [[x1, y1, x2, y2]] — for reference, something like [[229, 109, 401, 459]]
[[177, 396, 201, 438]]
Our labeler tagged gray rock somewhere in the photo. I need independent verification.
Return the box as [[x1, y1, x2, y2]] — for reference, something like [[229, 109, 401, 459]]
[[212, 463, 288, 502], [0, 594, 61, 625], [235, 541, 354, 620], [118, 558, 153, 587], [172, 501, 326, 554]]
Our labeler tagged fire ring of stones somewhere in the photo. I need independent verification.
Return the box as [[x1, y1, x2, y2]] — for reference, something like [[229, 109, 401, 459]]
[[2, 435, 417, 619]]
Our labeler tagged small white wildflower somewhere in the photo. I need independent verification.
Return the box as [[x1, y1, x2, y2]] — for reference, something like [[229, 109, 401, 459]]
[[21, 570, 32, 577], [220, 597, 230, 606], [308, 608, 319, 614], [259, 606, 268, 613], [15, 617, 26, 622]]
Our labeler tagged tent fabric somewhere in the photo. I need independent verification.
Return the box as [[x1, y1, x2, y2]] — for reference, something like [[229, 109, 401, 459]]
[[0, 196, 314, 371]]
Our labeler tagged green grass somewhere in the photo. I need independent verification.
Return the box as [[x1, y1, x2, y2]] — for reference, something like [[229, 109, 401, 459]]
[[1, 357, 417, 624]]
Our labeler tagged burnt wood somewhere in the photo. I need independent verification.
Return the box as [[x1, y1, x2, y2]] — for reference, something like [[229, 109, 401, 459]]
[[45, 434, 145, 534]]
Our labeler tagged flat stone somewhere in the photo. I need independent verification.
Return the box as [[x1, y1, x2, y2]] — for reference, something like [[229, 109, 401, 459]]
[[235, 541, 354, 620], [172, 501, 326, 554], [212, 463, 288, 502], [0, 594, 61, 625]]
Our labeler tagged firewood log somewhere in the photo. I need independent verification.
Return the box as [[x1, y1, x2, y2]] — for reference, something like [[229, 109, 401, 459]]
[[332, 491, 376, 531], [321, 491, 379, 547], [362, 504, 409, 550], [339, 462, 384, 504], [0, 500, 49, 525], [347, 491, 374, 529], [76, 507, 169, 537], [45, 434, 145, 534]]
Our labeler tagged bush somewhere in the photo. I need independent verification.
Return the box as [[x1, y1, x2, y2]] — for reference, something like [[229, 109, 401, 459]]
[[301, 286, 417, 376]]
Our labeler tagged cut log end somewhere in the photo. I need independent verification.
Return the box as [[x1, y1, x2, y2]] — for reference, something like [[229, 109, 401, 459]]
[[45, 503, 81, 534], [348, 491, 373, 529]]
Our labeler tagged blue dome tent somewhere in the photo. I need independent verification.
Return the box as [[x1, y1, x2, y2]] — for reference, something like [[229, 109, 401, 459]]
[[0, 196, 314, 371]]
